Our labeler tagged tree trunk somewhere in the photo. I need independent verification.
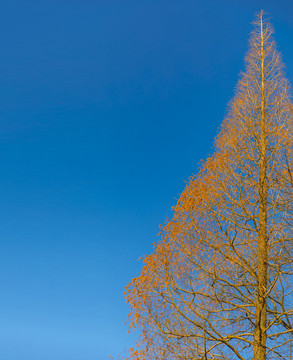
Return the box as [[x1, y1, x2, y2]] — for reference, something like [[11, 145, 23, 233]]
[[253, 11, 268, 360]]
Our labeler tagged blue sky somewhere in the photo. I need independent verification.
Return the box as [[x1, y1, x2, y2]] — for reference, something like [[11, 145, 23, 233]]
[[1, 1, 293, 359]]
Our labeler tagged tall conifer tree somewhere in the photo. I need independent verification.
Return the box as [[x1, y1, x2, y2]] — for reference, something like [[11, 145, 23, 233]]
[[125, 12, 293, 360]]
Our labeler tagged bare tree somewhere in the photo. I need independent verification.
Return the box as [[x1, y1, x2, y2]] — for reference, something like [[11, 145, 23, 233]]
[[125, 11, 293, 360]]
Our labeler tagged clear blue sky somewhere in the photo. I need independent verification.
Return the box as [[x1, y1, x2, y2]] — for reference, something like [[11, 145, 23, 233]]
[[0, 1, 293, 359]]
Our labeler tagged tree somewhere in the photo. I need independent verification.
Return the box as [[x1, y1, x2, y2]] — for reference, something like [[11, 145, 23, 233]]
[[125, 11, 293, 360]]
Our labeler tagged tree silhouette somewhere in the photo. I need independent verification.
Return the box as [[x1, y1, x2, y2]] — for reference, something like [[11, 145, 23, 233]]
[[125, 11, 293, 360]]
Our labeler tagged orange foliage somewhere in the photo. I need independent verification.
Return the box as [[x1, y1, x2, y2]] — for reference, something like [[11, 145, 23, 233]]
[[123, 12, 293, 360]]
